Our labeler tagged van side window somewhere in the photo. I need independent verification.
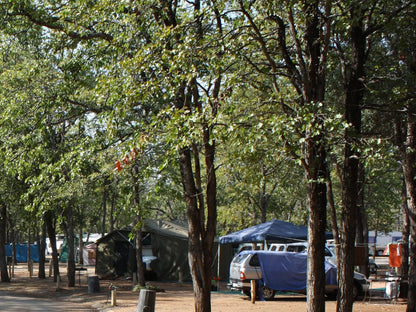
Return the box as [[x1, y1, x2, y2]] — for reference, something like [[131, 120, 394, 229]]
[[278, 246, 284, 251]]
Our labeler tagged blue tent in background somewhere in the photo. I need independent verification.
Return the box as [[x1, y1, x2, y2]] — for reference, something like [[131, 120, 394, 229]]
[[5, 244, 40, 263], [219, 219, 332, 244]]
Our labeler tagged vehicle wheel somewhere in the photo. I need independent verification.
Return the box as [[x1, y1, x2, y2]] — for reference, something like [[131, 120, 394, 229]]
[[261, 286, 275, 300], [242, 289, 251, 297], [242, 287, 275, 300]]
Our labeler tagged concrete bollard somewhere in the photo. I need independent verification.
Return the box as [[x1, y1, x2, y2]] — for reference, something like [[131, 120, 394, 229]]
[[111, 289, 117, 306], [137, 289, 156, 312], [88, 275, 100, 293]]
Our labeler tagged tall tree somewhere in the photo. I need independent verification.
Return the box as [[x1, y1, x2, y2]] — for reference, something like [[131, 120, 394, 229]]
[[231, 1, 333, 310]]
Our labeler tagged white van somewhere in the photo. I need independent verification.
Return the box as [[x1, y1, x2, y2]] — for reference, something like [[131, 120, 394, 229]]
[[269, 242, 337, 265]]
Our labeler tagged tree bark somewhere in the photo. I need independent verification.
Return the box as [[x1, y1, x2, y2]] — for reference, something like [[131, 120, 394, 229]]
[[356, 165, 369, 277], [38, 221, 47, 279], [101, 178, 108, 236], [45, 210, 60, 282], [337, 5, 365, 311], [302, 3, 329, 311], [402, 106, 416, 311], [179, 144, 216, 312], [0, 202, 10, 282], [305, 140, 327, 312], [65, 201, 76, 287], [401, 181, 410, 281], [132, 163, 145, 287]]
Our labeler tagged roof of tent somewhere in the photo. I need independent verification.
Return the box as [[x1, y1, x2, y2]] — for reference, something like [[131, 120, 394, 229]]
[[219, 219, 331, 244]]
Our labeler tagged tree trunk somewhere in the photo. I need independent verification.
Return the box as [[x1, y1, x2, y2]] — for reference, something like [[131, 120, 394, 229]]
[[302, 3, 329, 311], [179, 145, 215, 312], [305, 141, 327, 312], [78, 226, 84, 266], [327, 166, 342, 269], [0, 202, 10, 282], [110, 182, 116, 232], [102, 178, 108, 236], [395, 110, 411, 289], [38, 221, 47, 279], [337, 6, 365, 311], [8, 218, 17, 265], [259, 164, 268, 224], [27, 229, 31, 270], [401, 181, 410, 281], [132, 163, 145, 286], [65, 201, 76, 287], [356, 165, 369, 277], [402, 107, 416, 311], [45, 211, 60, 282]]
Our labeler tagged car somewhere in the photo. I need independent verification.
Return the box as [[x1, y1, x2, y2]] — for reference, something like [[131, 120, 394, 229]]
[[269, 242, 337, 265], [228, 250, 369, 300]]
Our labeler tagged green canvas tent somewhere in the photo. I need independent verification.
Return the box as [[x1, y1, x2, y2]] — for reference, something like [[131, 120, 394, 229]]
[[95, 220, 191, 281]]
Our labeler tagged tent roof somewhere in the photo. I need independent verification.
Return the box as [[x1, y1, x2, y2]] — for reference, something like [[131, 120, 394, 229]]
[[219, 219, 310, 244], [95, 219, 188, 245], [144, 219, 188, 239]]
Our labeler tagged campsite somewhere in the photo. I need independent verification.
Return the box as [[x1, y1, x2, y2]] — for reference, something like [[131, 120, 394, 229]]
[[0, 2, 415, 312], [0, 262, 407, 312], [0, 219, 408, 311]]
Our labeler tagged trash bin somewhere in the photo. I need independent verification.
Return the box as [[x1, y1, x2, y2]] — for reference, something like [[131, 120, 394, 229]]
[[137, 289, 156, 312], [88, 275, 100, 293]]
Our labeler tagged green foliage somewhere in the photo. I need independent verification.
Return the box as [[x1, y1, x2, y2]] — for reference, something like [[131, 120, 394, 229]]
[[0, 0, 410, 246]]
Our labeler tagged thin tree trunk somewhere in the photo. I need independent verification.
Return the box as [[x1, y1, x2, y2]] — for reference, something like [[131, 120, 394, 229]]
[[62, 201, 76, 287], [402, 107, 416, 311], [179, 146, 212, 312], [38, 221, 47, 279], [401, 181, 410, 298], [132, 163, 145, 286], [9, 218, 17, 265], [102, 179, 108, 236], [305, 142, 327, 312], [110, 183, 116, 232], [27, 229, 31, 271], [337, 5, 365, 311], [78, 226, 84, 266], [356, 165, 369, 277], [45, 211, 60, 282], [327, 163, 342, 284], [0, 202, 10, 282]]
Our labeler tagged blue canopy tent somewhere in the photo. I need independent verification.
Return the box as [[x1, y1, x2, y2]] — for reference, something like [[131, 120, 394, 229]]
[[219, 219, 332, 245], [217, 219, 333, 282]]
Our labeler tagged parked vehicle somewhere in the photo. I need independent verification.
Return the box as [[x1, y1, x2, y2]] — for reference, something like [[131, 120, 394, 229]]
[[269, 242, 337, 265], [228, 250, 369, 300]]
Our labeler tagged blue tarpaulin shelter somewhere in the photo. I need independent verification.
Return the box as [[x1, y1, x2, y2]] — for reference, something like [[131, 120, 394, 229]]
[[254, 251, 337, 291], [218, 219, 332, 244], [5, 244, 40, 263]]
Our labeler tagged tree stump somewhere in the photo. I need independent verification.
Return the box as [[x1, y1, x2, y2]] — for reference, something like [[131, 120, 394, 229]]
[[137, 289, 156, 312], [88, 275, 100, 293]]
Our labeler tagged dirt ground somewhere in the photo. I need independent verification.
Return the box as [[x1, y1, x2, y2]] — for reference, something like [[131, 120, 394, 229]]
[[0, 264, 408, 312]]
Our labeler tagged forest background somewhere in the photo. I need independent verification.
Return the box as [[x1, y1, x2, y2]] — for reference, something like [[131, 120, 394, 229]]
[[0, 1, 415, 312]]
